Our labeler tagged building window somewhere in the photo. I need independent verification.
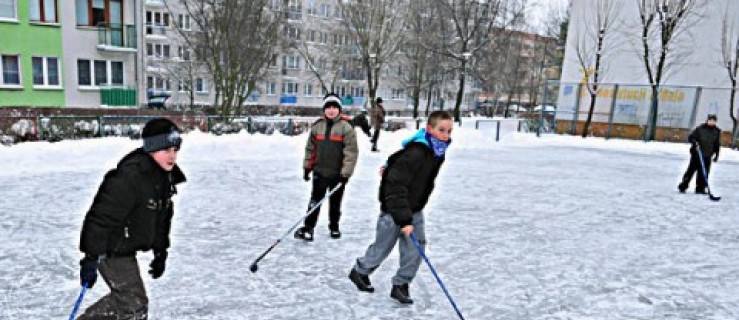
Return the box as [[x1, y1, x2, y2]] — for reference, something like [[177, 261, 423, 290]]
[[177, 13, 191, 30], [178, 46, 190, 61], [284, 26, 300, 40], [266, 82, 276, 95], [78, 59, 123, 87], [146, 11, 170, 27], [306, 0, 316, 15], [304, 83, 313, 96], [77, 0, 123, 27], [320, 4, 330, 17], [391, 89, 405, 100], [0, 55, 20, 85], [30, 0, 57, 23], [0, 0, 17, 20], [284, 55, 300, 69], [319, 31, 328, 44], [32, 57, 61, 87], [196, 78, 208, 93], [147, 43, 170, 58], [282, 82, 298, 95]]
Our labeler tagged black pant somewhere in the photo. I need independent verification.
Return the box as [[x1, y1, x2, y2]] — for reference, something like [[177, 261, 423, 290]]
[[680, 152, 712, 191], [304, 174, 345, 231], [371, 128, 381, 149], [77, 256, 148, 320]]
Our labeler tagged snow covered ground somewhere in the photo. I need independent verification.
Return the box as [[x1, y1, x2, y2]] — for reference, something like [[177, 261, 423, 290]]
[[1, 125, 738, 319]]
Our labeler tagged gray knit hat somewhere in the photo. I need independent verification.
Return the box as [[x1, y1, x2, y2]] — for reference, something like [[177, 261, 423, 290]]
[[142, 118, 182, 152]]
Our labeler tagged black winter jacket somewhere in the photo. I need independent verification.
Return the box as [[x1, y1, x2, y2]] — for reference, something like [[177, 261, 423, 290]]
[[80, 148, 186, 256], [688, 124, 721, 159], [379, 142, 443, 227]]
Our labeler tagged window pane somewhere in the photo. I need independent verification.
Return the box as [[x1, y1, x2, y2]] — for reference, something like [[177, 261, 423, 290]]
[[77, 60, 91, 85], [2, 55, 20, 84], [47, 57, 59, 85], [92, 0, 105, 26], [94, 60, 107, 85], [75, 0, 87, 25], [111, 61, 123, 85], [29, 0, 40, 21], [0, 0, 15, 19], [32, 57, 44, 85], [109, 0, 121, 24], [196, 78, 203, 92], [44, 0, 56, 22]]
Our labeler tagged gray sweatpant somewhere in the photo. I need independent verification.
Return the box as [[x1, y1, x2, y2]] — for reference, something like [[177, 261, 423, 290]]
[[353, 211, 426, 286], [77, 255, 148, 320]]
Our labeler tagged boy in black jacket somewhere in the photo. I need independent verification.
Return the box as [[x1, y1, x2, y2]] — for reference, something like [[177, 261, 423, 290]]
[[76, 118, 186, 319], [348, 111, 453, 304], [678, 114, 721, 194]]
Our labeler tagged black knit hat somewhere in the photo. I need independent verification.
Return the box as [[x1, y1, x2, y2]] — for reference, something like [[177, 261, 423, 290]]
[[376, 97, 383, 104], [707, 114, 717, 121], [142, 118, 182, 152], [323, 93, 342, 111]]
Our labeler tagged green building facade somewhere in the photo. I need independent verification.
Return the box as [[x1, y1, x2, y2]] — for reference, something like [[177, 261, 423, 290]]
[[0, 0, 64, 107]]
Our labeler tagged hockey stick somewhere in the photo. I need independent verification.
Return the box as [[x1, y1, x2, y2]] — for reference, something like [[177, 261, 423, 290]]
[[695, 146, 721, 201], [409, 233, 465, 320], [249, 183, 344, 273], [68, 284, 88, 320]]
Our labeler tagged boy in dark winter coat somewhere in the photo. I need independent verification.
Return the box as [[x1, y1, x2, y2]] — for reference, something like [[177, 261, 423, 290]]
[[76, 118, 186, 319], [296, 93, 359, 241], [678, 114, 721, 194], [349, 111, 453, 305], [351, 110, 372, 137]]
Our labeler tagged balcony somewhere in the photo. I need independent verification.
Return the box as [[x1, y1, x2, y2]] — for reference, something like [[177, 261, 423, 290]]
[[97, 24, 137, 52], [145, 24, 168, 40], [145, 0, 165, 7]]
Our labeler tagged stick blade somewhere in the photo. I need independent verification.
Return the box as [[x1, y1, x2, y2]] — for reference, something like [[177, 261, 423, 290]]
[[709, 194, 721, 201]]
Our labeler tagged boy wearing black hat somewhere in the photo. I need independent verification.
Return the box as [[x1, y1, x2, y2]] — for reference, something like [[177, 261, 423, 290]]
[[296, 93, 359, 241], [678, 114, 721, 194], [371, 97, 386, 152], [76, 118, 186, 319]]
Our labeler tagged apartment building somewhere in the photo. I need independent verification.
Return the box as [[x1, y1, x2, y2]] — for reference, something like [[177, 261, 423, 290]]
[[0, 0, 65, 107]]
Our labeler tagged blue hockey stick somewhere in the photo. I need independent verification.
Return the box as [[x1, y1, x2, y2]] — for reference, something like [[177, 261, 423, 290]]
[[409, 233, 465, 320], [68, 284, 88, 320]]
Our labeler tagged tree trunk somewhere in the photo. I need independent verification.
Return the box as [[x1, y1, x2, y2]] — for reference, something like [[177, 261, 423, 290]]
[[730, 85, 737, 148], [453, 69, 465, 124], [647, 85, 660, 141], [582, 93, 598, 138], [425, 87, 432, 117]]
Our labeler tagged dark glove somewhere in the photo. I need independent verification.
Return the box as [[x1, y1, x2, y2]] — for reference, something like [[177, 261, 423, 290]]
[[713, 156, 718, 163], [149, 250, 168, 279], [303, 169, 312, 182], [339, 176, 350, 186], [79, 255, 100, 288]]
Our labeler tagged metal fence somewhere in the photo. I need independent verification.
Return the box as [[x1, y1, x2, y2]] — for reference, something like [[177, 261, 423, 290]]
[[553, 81, 739, 145]]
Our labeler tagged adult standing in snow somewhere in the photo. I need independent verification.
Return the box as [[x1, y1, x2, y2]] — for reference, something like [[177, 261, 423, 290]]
[[76, 118, 186, 319], [349, 111, 453, 305], [296, 93, 359, 241], [370, 97, 386, 152], [678, 114, 721, 194]]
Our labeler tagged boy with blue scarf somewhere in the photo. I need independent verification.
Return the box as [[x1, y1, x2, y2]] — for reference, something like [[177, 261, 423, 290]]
[[348, 111, 453, 304]]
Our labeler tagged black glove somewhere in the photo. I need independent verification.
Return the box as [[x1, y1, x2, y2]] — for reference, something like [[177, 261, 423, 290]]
[[79, 255, 100, 288], [339, 176, 350, 186], [303, 169, 312, 182], [713, 156, 718, 163], [149, 250, 168, 279]]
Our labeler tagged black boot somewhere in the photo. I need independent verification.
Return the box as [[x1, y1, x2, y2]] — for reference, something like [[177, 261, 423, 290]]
[[349, 269, 374, 292], [390, 283, 413, 304], [677, 183, 687, 193], [330, 229, 341, 239], [294, 227, 314, 242]]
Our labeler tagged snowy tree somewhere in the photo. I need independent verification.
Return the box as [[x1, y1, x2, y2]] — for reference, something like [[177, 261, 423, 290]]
[[721, 5, 739, 148]]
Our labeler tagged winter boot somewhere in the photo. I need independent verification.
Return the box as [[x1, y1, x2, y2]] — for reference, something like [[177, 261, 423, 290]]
[[390, 283, 413, 304], [329, 225, 342, 239], [348, 269, 374, 293], [695, 188, 707, 194], [677, 183, 687, 193], [294, 227, 314, 242]]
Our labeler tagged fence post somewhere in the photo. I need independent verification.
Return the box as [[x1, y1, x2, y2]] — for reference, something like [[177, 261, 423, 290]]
[[496, 120, 501, 142], [571, 83, 583, 135], [287, 118, 293, 135], [537, 80, 549, 137], [688, 86, 702, 132], [605, 84, 620, 140]]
